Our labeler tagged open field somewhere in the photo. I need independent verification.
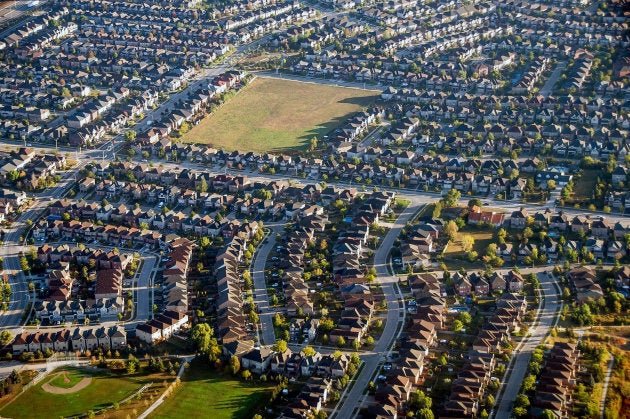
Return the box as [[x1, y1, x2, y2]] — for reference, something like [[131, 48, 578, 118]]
[[182, 77, 379, 153], [444, 229, 494, 256], [150, 360, 273, 419], [0, 367, 156, 418], [573, 169, 602, 198]]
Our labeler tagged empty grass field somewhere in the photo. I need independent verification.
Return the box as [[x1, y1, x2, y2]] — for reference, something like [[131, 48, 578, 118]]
[[150, 360, 272, 419], [442, 228, 495, 270], [444, 230, 494, 256], [573, 169, 602, 198], [182, 76, 379, 153], [0, 367, 153, 418]]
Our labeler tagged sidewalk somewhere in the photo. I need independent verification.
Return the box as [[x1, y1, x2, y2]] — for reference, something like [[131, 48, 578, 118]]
[[138, 355, 195, 419]]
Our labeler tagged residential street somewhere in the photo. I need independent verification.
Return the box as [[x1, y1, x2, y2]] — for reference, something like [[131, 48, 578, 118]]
[[251, 225, 283, 345], [492, 271, 561, 418], [332, 202, 424, 419], [132, 254, 158, 326]]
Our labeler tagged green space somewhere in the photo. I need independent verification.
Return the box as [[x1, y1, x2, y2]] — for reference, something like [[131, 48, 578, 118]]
[[182, 77, 379, 153], [573, 169, 602, 198], [441, 227, 495, 269], [0, 368, 151, 418], [47, 369, 85, 389], [150, 359, 273, 419], [444, 229, 494, 256]]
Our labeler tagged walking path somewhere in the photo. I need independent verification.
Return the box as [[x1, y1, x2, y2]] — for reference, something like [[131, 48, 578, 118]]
[[138, 355, 195, 419], [600, 354, 615, 419]]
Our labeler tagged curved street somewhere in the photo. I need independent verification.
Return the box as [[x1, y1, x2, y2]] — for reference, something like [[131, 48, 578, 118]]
[[492, 271, 561, 418], [332, 202, 423, 419]]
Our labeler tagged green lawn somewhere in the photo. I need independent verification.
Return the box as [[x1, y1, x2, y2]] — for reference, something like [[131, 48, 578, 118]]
[[48, 369, 85, 389], [444, 229, 494, 255], [0, 368, 152, 418], [150, 360, 272, 419], [182, 76, 379, 153], [573, 169, 602, 198]]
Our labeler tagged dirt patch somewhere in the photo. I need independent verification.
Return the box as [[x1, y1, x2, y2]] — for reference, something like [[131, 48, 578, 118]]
[[41, 372, 92, 395]]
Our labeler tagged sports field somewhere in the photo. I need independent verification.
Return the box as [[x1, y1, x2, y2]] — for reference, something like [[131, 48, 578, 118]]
[[182, 77, 379, 153], [0, 367, 151, 418], [150, 360, 272, 419]]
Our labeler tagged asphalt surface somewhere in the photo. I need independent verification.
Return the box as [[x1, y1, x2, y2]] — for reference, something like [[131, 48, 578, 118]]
[[251, 225, 282, 345], [131, 158, 630, 226], [332, 202, 424, 418], [0, 166, 78, 332]]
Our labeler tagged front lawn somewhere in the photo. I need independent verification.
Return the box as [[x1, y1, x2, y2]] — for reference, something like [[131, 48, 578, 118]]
[[150, 359, 273, 419]]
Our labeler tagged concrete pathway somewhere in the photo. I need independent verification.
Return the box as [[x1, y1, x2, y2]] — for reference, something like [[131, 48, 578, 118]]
[[138, 355, 195, 419], [600, 354, 614, 419]]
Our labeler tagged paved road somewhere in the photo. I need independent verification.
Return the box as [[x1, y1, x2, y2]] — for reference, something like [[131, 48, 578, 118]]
[[140, 159, 630, 226], [492, 271, 561, 418], [251, 225, 282, 345], [134, 254, 158, 324], [540, 61, 567, 97], [0, 164, 79, 332], [332, 202, 423, 419]]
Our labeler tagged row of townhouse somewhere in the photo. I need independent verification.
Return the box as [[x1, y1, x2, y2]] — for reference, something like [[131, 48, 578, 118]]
[[32, 218, 163, 248], [37, 244, 130, 270], [135, 311, 189, 344], [135, 239, 193, 344], [530, 343, 581, 417], [472, 293, 528, 354], [278, 221, 318, 317], [509, 208, 629, 239], [161, 238, 194, 315], [371, 271, 445, 417], [213, 235, 249, 344], [34, 296, 123, 324], [11, 325, 126, 355], [441, 351, 497, 418]]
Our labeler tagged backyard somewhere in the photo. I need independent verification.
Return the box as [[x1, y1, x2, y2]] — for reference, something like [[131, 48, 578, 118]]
[[150, 359, 273, 419], [181, 76, 379, 153]]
